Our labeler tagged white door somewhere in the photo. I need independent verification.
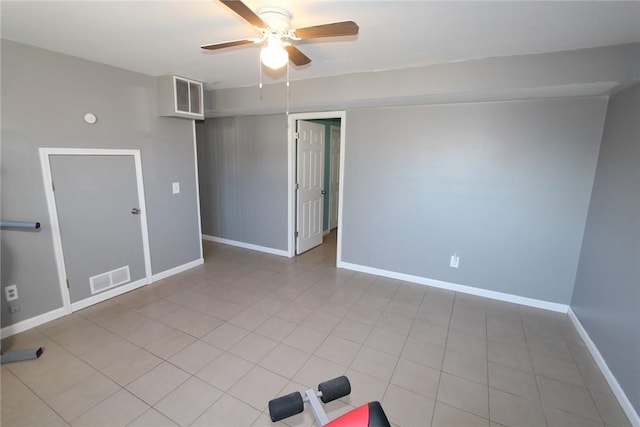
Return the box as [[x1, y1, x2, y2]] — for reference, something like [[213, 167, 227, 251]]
[[296, 120, 325, 254], [48, 153, 150, 309], [329, 126, 341, 230]]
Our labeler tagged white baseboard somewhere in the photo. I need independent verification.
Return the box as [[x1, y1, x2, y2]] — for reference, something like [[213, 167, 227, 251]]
[[568, 308, 640, 427], [152, 258, 204, 282], [202, 235, 289, 257], [0, 258, 205, 339], [1, 307, 68, 339], [71, 277, 148, 312], [337, 261, 569, 313]]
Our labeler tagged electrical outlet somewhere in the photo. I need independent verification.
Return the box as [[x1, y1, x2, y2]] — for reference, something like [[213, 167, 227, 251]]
[[172, 182, 180, 194], [450, 255, 460, 269], [5, 285, 18, 301]]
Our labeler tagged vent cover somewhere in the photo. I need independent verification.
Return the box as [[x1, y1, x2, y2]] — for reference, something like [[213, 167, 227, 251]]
[[89, 266, 131, 295]]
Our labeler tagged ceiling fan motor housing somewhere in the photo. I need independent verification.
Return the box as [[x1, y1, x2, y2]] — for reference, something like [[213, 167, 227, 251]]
[[202, 1, 359, 67], [257, 7, 292, 33]]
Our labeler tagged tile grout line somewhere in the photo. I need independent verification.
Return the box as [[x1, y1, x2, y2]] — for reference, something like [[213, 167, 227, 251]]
[[428, 289, 456, 427], [4, 237, 628, 427], [485, 305, 491, 425], [520, 306, 551, 427]]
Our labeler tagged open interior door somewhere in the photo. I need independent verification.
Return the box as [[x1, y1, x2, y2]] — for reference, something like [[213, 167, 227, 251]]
[[296, 120, 325, 254]]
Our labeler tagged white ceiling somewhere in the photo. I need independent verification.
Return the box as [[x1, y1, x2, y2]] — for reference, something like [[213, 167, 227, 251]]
[[2, 1, 640, 90]]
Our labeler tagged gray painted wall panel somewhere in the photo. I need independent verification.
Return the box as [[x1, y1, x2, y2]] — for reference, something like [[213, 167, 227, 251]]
[[198, 117, 242, 238], [196, 115, 288, 250], [206, 43, 640, 117], [571, 83, 640, 413], [341, 98, 606, 304], [1, 40, 201, 326]]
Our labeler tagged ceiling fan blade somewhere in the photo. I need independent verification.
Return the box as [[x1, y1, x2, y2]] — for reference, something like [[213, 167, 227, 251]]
[[294, 21, 359, 39], [220, 0, 267, 28], [201, 39, 256, 50], [285, 45, 311, 66]]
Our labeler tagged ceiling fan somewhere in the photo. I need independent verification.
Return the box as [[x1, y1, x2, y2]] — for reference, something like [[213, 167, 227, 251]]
[[201, 0, 359, 70]]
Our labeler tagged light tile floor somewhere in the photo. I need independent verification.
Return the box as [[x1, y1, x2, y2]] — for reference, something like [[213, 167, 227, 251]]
[[1, 232, 632, 426]]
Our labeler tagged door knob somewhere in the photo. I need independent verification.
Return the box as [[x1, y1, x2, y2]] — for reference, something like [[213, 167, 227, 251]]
[[321, 190, 326, 195], [131, 208, 140, 215]]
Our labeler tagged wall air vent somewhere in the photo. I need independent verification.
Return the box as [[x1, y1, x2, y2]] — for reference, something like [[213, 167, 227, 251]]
[[89, 266, 131, 295]]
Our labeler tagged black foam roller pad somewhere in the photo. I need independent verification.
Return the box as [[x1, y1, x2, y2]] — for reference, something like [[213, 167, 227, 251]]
[[368, 401, 392, 427], [318, 376, 351, 403], [269, 392, 304, 422]]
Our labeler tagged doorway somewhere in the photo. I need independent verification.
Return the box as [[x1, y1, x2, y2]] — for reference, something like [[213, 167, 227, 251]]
[[287, 111, 346, 261], [40, 148, 152, 313], [295, 120, 325, 254], [329, 125, 341, 231]]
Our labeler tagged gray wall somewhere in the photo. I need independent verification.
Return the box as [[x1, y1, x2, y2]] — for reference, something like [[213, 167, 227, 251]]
[[341, 97, 607, 304], [206, 43, 640, 117], [196, 115, 288, 251], [571, 83, 640, 413], [1, 40, 202, 327]]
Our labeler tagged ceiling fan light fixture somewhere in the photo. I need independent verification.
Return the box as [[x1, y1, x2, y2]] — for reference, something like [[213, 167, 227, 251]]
[[260, 36, 289, 69], [205, 1, 359, 70]]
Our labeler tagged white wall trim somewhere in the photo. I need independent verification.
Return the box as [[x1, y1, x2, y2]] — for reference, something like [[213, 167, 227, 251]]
[[1, 307, 67, 339], [132, 152, 153, 285], [39, 149, 73, 315], [39, 148, 153, 315], [568, 308, 640, 427], [71, 277, 147, 312], [287, 111, 346, 259], [328, 124, 341, 232], [152, 258, 204, 282], [192, 121, 204, 261], [0, 258, 205, 339], [337, 260, 569, 313], [202, 235, 289, 257]]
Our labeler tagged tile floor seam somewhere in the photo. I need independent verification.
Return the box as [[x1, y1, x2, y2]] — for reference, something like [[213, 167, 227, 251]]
[[216, 352, 289, 411], [12, 365, 121, 426], [437, 401, 492, 426], [67, 385, 125, 424], [2, 235, 632, 427], [72, 322, 164, 378], [79, 307, 195, 361], [193, 348, 252, 388], [537, 375, 607, 424], [152, 376, 224, 427], [428, 289, 455, 427], [258, 345, 313, 380], [566, 328, 612, 425], [51, 316, 123, 359], [523, 313, 607, 425], [522, 308, 551, 427], [162, 292, 229, 320], [484, 306, 491, 426], [580, 372, 611, 424]]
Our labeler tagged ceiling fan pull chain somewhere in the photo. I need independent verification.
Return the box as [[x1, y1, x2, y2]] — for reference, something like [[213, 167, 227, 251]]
[[259, 58, 264, 99], [286, 62, 290, 115]]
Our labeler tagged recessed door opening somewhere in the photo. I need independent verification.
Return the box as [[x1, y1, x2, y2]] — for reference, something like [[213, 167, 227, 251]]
[[39, 148, 152, 314], [288, 111, 345, 262]]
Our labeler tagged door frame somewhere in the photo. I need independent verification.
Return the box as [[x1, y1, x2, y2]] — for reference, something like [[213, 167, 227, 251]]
[[39, 148, 153, 313], [295, 120, 326, 255], [287, 111, 346, 261], [328, 124, 341, 231]]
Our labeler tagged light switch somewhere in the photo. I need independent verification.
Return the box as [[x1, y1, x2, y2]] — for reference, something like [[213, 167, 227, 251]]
[[172, 182, 180, 194]]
